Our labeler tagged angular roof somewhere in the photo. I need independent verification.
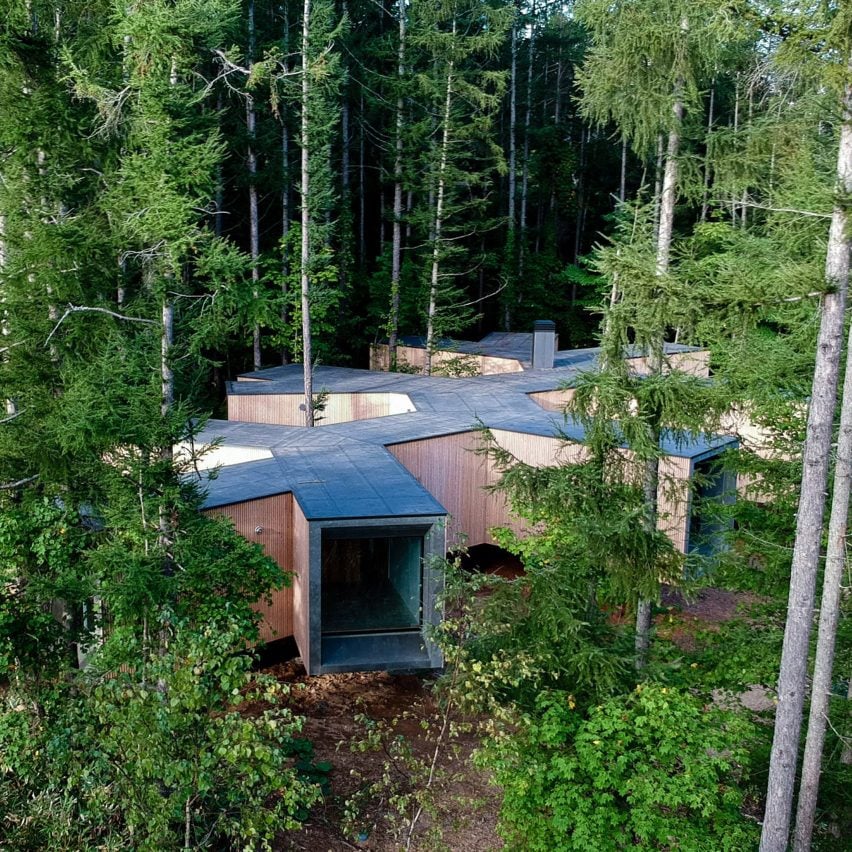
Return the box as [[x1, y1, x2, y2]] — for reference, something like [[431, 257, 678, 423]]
[[198, 345, 735, 518]]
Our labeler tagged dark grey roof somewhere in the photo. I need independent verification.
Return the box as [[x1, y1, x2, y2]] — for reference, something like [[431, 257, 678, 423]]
[[201, 344, 730, 516]]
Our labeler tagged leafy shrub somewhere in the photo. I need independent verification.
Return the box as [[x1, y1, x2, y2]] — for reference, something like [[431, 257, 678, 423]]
[[0, 619, 320, 850], [480, 684, 759, 851]]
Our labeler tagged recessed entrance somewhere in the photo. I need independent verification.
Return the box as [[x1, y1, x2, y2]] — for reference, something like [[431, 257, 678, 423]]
[[321, 533, 423, 635]]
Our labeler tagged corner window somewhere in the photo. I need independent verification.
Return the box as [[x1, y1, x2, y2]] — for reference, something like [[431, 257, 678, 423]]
[[321, 533, 423, 635]]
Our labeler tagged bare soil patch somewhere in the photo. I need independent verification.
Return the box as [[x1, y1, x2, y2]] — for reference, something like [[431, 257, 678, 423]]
[[269, 661, 503, 852]]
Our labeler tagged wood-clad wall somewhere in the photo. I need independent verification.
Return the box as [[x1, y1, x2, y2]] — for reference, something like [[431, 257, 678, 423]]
[[228, 392, 415, 427], [369, 344, 524, 375], [657, 456, 692, 553], [291, 501, 311, 671], [389, 432, 509, 546], [628, 350, 711, 378], [388, 430, 572, 546], [390, 429, 697, 554], [206, 494, 295, 642], [527, 388, 577, 412]]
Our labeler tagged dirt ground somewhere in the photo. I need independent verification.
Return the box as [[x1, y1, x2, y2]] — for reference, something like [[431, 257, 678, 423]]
[[271, 662, 503, 852], [267, 584, 761, 851]]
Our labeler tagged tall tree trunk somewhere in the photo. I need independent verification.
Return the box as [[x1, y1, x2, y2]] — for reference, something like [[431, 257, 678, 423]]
[[247, 0, 262, 370], [358, 91, 365, 267], [760, 61, 852, 852], [301, 0, 315, 426], [504, 9, 517, 331], [651, 133, 664, 241], [700, 77, 715, 222], [518, 12, 534, 280], [281, 4, 291, 365], [425, 40, 454, 377], [388, 0, 407, 368], [731, 73, 740, 225], [636, 35, 685, 670], [619, 135, 627, 204], [793, 320, 852, 851], [0, 213, 13, 418]]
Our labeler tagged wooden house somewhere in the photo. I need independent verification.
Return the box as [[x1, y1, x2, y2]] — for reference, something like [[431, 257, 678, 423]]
[[193, 326, 735, 675]]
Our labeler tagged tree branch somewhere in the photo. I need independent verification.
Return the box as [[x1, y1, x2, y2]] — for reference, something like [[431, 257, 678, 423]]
[[0, 474, 38, 490], [45, 304, 156, 347]]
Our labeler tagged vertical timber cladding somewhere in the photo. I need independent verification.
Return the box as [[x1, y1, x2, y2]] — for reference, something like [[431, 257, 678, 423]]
[[291, 500, 312, 672], [527, 388, 577, 412], [389, 430, 696, 554], [227, 392, 414, 427], [656, 456, 693, 553], [205, 493, 295, 642], [387, 430, 577, 546]]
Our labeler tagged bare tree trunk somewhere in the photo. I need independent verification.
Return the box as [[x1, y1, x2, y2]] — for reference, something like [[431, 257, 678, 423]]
[[301, 0, 315, 426], [651, 133, 664, 241], [793, 321, 852, 851], [161, 298, 174, 419], [731, 74, 740, 225], [358, 91, 365, 267], [518, 10, 534, 280], [700, 77, 715, 222], [636, 39, 685, 670], [619, 135, 627, 204], [504, 9, 517, 331], [247, 0, 262, 370], [425, 40, 454, 377], [760, 62, 852, 852], [388, 0, 406, 368], [281, 5, 291, 365], [0, 213, 13, 418]]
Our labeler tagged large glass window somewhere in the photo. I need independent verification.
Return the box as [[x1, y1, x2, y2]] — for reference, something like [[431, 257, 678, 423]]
[[321, 533, 423, 635], [688, 458, 731, 558]]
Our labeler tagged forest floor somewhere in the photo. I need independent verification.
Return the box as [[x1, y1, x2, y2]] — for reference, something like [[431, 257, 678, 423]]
[[268, 584, 765, 851]]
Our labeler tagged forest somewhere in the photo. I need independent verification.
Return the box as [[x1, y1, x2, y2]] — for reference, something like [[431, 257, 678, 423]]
[[1, 0, 851, 849]]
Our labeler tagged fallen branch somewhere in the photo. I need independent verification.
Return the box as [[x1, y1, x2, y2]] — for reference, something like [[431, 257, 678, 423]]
[[0, 474, 38, 490], [0, 410, 23, 424], [45, 304, 155, 347]]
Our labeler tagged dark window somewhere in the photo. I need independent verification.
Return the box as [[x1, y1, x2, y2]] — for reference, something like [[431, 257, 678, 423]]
[[321, 534, 423, 635]]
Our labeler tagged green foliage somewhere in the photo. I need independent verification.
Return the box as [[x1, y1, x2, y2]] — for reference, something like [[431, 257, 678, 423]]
[[481, 684, 760, 851], [0, 620, 320, 850], [576, 0, 752, 155]]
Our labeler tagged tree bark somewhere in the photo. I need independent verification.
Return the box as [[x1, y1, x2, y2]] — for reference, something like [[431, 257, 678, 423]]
[[281, 4, 291, 365], [388, 0, 406, 368], [700, 77, 715, 223], [425, 39, 454, 377], [504, 8, 517, 331], [636, 31, 685, 670], [247, 0, 261, 370], [358, 90, 365, 267], [301, 0, 315, 426], [518, 10, 534, 280], [760, 61, 852, 852], [792, 320, 852, 851]]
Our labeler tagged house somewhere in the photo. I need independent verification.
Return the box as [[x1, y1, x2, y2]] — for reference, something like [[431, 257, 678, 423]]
[[192, 324, 736, 675]]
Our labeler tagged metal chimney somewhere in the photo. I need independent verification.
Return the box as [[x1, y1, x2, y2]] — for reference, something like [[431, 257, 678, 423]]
[[532, 320, 556, 369]]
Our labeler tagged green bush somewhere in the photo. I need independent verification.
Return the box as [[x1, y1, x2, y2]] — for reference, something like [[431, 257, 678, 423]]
[[480, 684, 759, 851]]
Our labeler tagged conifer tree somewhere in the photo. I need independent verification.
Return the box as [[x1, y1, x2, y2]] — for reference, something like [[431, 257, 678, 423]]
[[409, 0, 511, 373], [576, 0, 745, 666]]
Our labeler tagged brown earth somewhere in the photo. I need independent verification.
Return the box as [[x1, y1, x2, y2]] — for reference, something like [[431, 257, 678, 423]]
[[270, 662, 503, 852]]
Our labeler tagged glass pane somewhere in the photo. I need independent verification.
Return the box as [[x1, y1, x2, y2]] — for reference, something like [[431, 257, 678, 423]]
[[322, 535, 422, 634]]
